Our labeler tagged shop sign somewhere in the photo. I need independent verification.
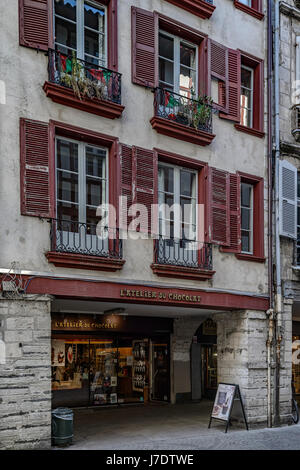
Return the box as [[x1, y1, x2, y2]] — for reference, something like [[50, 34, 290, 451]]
[[120, 289, 201, 303], [202, 319, 217, 335], [52, 315, 120, 331]]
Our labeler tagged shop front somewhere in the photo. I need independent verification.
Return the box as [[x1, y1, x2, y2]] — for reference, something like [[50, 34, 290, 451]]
[[51, 313, 173, 408]]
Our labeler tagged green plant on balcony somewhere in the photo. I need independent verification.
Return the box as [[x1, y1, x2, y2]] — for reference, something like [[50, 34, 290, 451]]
[[60, 51, 106, 101], [189, 90, 213, 130]]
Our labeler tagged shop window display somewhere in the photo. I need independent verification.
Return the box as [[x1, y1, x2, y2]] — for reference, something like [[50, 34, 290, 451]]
[[51, 336, 156, 407]]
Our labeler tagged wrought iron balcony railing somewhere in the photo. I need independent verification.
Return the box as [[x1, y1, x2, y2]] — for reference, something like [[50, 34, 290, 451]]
[[154, 237, 213, 270], [49, 219, 123, 259], [154, 88, 213, 134], [47, 49, 122, 105]]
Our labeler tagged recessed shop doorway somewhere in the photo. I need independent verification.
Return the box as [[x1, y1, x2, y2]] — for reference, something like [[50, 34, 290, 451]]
[[196, 319, 218, 400]]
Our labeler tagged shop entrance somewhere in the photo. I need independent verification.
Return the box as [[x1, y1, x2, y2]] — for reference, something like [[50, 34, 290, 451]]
[[196, 319, 218, 400], [51, 313, 172, 408]]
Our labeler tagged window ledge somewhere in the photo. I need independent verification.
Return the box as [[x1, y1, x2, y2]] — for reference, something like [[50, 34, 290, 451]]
[[234, 123, 265, 138], [163, 0, 216, 19], [150, 116, 216, 147], [235, 253, 265, 263], [233, 0, 264, 20], [151, 263, 215, 280], [43, 82, 125, 119], [46, 251, 125, 271]]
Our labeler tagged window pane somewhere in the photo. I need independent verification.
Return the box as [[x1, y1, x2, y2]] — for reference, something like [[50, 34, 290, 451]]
[[86, 178, 104, 207], [240, 107, 252, 128], [241, 208, 251, 230], [180, 170, 196, 197], [57, 171, 78, 203], [158, 167, 174, 193], [241, 88, 252, 110], [55, 0, 76, 22], [86, 147, 106, 178], [241, 67, 252, 89], [57, 201, 78, 224], [180, 44, 196, 69], [180, 67, 196, 95], [181, 198, 196, 227], [159, 58, 174, 86], [159, 34, 174, 60], [241, 183, 251, 207], [55, 17, 77, 50], [85, 28, 102, 59], [86, 205, 101, 231], [57, 140, 78, 172], [84, 2, 105, 32], [241, 231, 250, 253]]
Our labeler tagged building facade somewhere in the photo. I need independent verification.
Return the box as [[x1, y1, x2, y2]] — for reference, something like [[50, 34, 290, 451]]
[[0, 0, 290, 450]]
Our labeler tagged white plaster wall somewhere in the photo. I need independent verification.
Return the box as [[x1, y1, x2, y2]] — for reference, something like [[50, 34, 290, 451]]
[[0, 0, 268, 295]]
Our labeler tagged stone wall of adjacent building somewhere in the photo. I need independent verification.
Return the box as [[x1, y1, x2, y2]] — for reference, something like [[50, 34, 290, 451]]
[[0, 295, 52, 450], [215, 310, 291, 426]]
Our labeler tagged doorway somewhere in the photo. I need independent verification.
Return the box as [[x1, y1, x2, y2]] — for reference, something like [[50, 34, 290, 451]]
[[151, 340, 170, 402], [201, 344, 218, 399]]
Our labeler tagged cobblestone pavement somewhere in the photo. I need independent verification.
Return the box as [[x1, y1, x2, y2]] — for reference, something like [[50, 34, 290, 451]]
[[58, 401, 300, 450]]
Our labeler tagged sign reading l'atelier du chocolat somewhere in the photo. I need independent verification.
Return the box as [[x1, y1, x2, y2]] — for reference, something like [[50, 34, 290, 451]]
[[119, 288, 201, 303]]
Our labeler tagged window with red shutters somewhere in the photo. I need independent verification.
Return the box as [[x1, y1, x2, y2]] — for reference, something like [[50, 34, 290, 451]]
[[221, 173, 241, 253], [20, 118, 54, 218], [219, 49, 241, 123], [19, 0, 50, 51], [209, 167, 230, 246], [120, 144, 133, 231], [131, 6, 159, 88]]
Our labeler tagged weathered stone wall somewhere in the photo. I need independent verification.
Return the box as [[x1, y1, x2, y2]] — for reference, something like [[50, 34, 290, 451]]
[[0, 295, 52, 450], [215, 310, 291, 426]]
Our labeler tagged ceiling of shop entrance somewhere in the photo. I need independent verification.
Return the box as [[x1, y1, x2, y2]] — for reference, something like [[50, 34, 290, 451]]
[[52, 298, 224, 318]]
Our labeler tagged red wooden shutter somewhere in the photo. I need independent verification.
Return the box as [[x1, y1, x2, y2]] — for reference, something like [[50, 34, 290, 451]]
[[120, 144, 133, 231], [20, 118, 54, 218], [131, 6, 158, 88], [133, 147, 158, 235], [209, 167, 230, 245], [19, 0, 50, 51], [221, 174, 241, 253], [220, 49, 241, 122], [208, 39, 228, 113], [107, 0, 118, 71]]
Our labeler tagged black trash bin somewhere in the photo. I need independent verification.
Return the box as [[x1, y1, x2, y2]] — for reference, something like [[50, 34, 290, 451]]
[[51, 407, 74, 446]]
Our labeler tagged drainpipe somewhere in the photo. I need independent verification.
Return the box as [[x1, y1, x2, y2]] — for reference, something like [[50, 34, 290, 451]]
[[274, 0, 283, 427], [266, 0, 274, 428]]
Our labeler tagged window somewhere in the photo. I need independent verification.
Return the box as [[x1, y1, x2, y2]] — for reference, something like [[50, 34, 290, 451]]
[[56, 137, 108, 227], [239, 0, 252, 6], [241, 182, 253, 254], [159, 31, 198, 97], [240, 66, 254, 128], [158, 163, 197, 242], [54, 0, 107, 66], [235, 53, 264, 137]]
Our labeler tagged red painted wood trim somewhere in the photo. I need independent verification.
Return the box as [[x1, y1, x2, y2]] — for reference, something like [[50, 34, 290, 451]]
[[234, 123, 265, 138], [22, 276, 270, 311], [154, 148, 207, 170], [43, 82, 124, 119], [233, 0, 264, 20], [162, 0, 215, 20], [235, 253, 265, 263], [46, 251, 125, 271], [107, 0, 118, 71], [150, 117, 215, 146], [151, 263, 215, 281], [158, 13, 208, 43]]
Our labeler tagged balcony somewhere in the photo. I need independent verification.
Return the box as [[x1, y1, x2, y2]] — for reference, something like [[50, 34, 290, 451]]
[[150, 88, 215, 146], [43, 49, 124, 119], [163, 0, 216, 19], [151, 237, 215, 280], [46, 219, 125, 272]]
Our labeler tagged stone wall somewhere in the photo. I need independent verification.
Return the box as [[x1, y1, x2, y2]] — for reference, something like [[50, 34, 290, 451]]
[[0, 295, 52, 450], [215, 309, 292, 426]]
